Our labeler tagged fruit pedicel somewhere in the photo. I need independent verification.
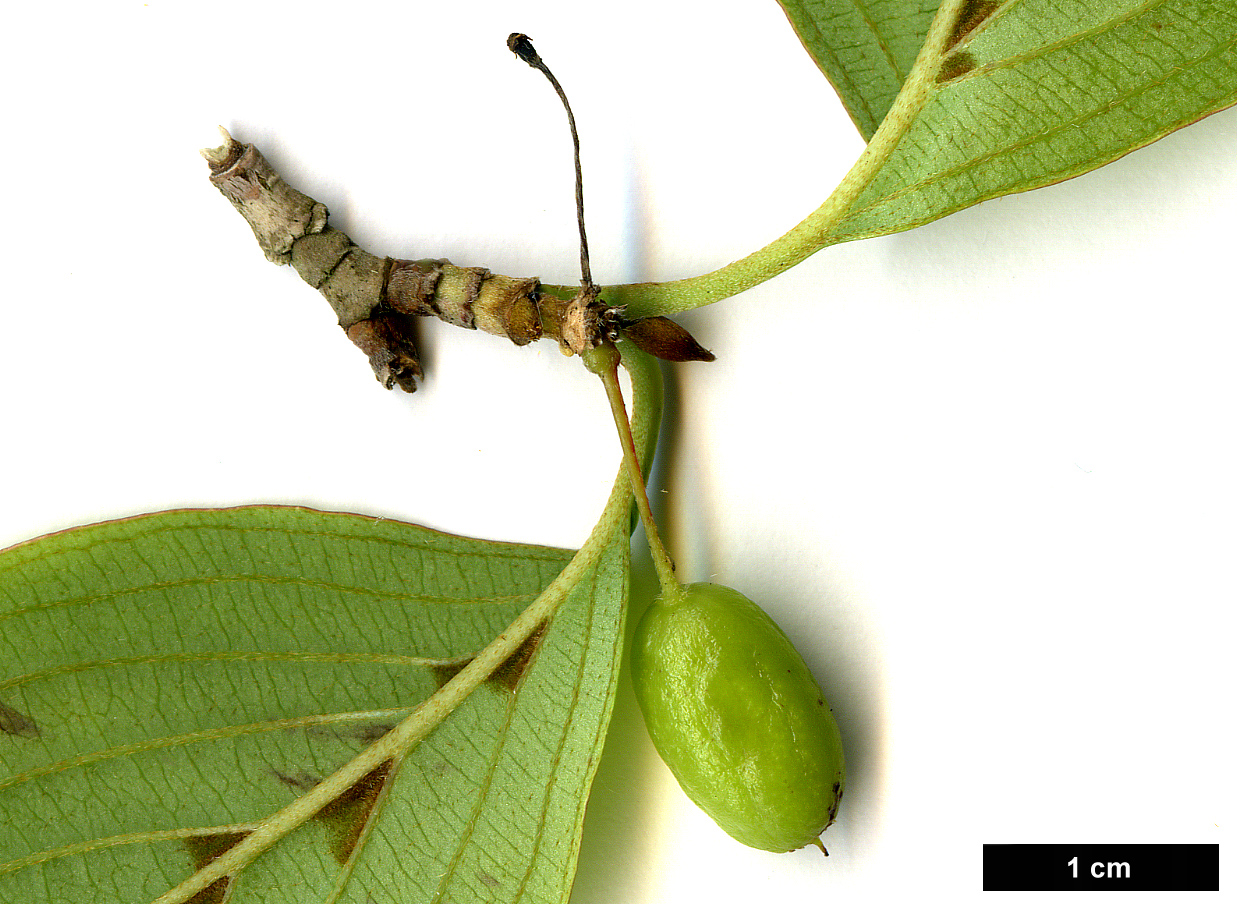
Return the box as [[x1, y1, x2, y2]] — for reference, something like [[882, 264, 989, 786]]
[[584, 343, 846, 854]]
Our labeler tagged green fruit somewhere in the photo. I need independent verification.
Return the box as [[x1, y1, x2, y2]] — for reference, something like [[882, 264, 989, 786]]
[[630, 582, 845, 853]]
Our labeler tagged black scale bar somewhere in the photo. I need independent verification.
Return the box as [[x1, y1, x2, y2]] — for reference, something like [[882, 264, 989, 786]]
[[983, 844, 1219, 891]]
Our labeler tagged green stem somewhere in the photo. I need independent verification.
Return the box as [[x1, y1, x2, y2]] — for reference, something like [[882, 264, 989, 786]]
[[551, 0, 968, 320]]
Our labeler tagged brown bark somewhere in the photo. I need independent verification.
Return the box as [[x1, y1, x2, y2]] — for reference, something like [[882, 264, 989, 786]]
[[202, 128, 713, 391], [202, 129, 615, 391]]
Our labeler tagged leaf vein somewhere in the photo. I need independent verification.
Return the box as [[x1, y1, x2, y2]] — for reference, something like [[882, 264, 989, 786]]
[[950, 0, 1173, 81], [0, 574, 538, 624], [0, 823, 263, 878], [0, 708, 416, 793], [0, 650, 451, 693], [851, 0, 909, 81]]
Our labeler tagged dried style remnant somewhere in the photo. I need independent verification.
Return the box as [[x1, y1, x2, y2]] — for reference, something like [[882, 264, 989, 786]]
[[203, 129, 711, 391]]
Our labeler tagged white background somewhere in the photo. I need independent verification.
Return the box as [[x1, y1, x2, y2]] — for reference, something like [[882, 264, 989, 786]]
[[2, 1, 1233, 901]]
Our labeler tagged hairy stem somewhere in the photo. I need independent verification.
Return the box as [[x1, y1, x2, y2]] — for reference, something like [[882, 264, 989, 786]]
[[593, 0, 969, 319], [207, 1, 972, 370]]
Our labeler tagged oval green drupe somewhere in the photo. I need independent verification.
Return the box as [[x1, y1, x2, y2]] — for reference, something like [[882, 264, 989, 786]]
[[630, 582, 845, 853]]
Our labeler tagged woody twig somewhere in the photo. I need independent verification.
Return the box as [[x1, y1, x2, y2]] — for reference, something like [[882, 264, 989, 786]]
[[202, 39, 712, 393]]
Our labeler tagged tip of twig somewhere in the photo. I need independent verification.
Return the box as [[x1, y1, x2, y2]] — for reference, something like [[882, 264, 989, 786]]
[[200, 126, 240, 169]]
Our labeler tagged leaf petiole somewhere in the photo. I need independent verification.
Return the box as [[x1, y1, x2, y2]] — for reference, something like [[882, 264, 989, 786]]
[[604, 0, 969, 319]]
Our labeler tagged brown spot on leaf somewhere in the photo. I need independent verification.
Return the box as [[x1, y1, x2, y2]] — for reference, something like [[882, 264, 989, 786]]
[[431, 656, 473, 691], [271, 768, 320, 792], [183, 831, 249, 904], [316, 760, 395, 865], [478, 872, 501, 888], [490, 623, 549, 693], [431, 627, 548, 695], [303, 721, 396, 744], [937, 52, 977, 83], [0, 701, 39, 738], [187, 875, 230, 904], [947, 0, 1000, 51], [343, 721, 396, 743]]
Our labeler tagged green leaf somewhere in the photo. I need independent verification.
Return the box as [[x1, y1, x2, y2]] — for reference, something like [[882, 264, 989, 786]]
[[0, 343, 661, 904], [828, 0, 1237, 242], [0, 507, 619, 901], [617, 0, 1237, 316], [777, 0, 942, 140]]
